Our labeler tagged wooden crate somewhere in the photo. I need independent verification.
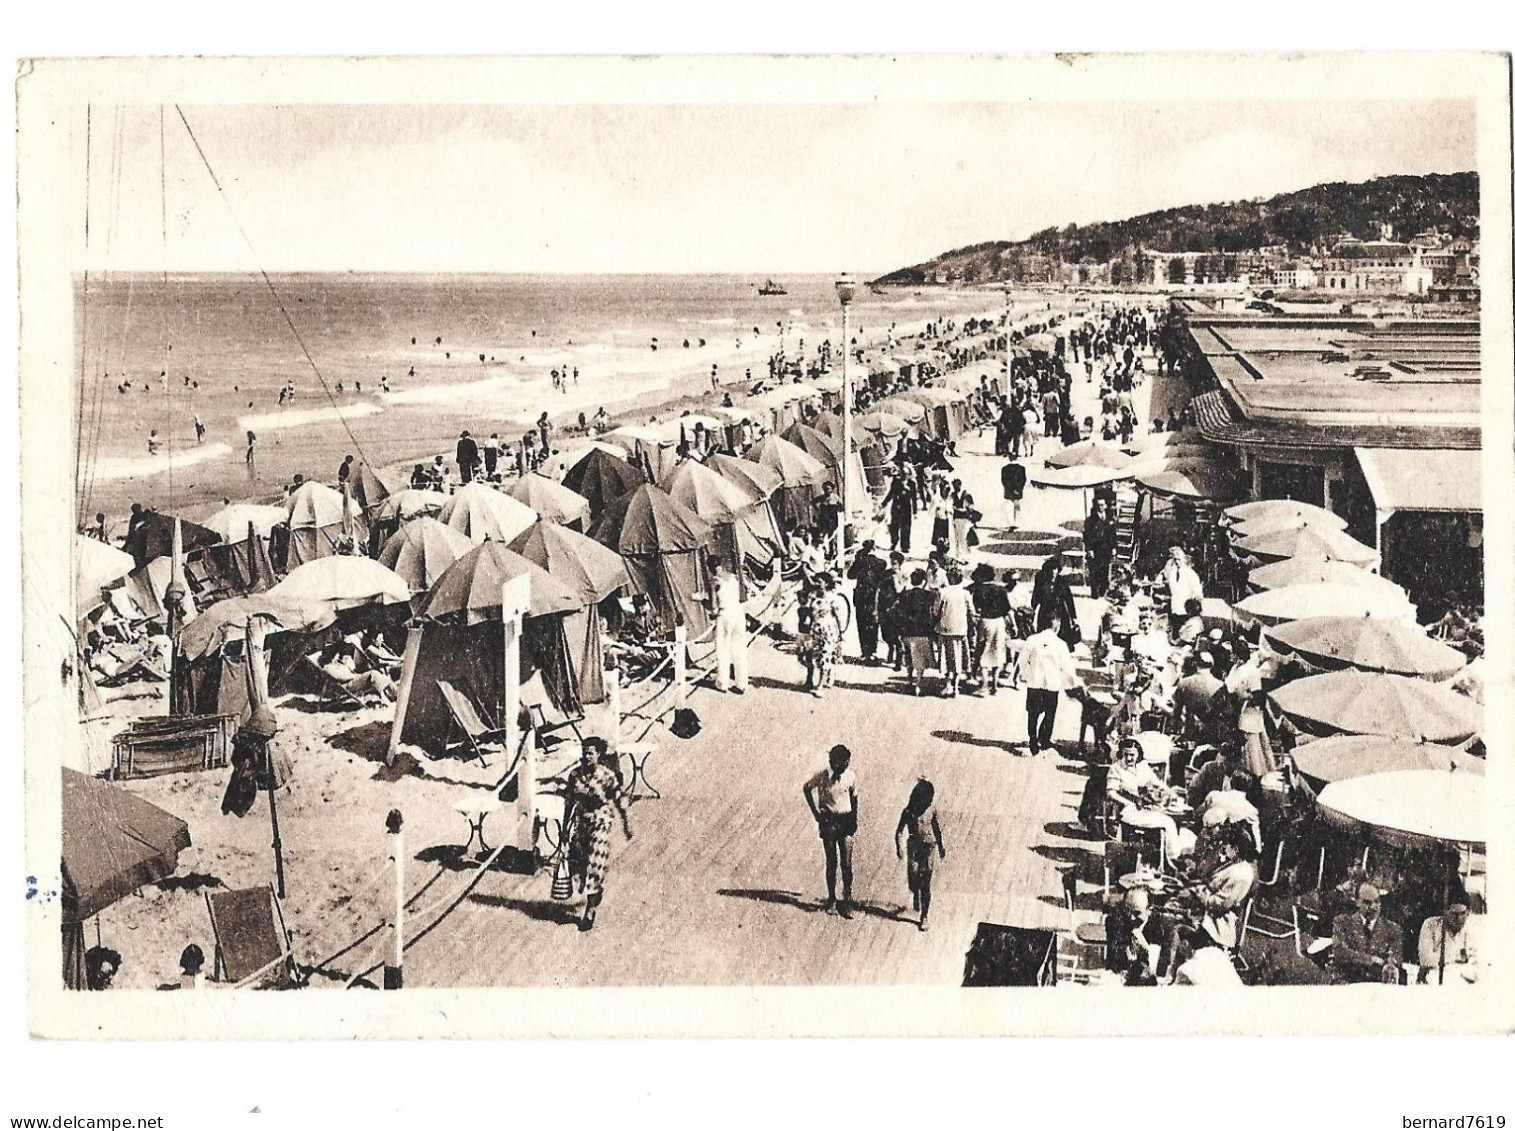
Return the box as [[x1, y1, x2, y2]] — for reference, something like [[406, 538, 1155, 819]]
[[112, 713, 235, 779]]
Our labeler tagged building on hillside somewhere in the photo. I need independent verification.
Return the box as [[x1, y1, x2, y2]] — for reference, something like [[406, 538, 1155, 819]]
[[1168, 302, 1482, 611], [1268, 261, 1318, 289], [1318, 239, 1433, 295]]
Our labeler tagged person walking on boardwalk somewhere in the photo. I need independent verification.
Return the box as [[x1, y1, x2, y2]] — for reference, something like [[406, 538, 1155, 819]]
[[1001, 453, 1027, 531], [804, 744, 859, 918], [896, 778, 946, 931], [883, 467, 914, 553], [709, 559, 748, 694], [562, 737, 634, 932], [1014, 608, 1083, 755], [847, 539, 889, 664]]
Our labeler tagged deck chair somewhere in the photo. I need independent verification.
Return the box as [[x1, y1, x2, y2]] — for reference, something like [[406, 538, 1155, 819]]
[[303, 653, 367, 710], [524, 700, 584, 749], [205, 885, 302, 988], [436, 680, 512, 768]]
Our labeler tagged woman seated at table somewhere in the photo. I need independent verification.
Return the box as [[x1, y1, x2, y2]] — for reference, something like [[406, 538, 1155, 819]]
[[1106, 738, 1196, 860]]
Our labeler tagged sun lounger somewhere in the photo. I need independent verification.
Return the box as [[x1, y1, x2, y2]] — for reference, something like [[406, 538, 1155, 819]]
[[205, 884, 301, 988], [304, 653, 372, 709], [436, 679, 512, 767]]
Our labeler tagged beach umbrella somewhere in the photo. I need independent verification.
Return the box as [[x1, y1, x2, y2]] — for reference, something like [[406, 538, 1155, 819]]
[[811, 411, 846, 445], [603, 425, 667, 453], [1315, 770, 1485, 849], [561, 440, 634, 469], [419, 541, 581, 623], [1290, 735, 1482, 789], [854, 411, 912, 438], [1127, 452, 1223, 478], [76, 536, 136, 607], [707, 405, 754, 425], [1234, 582, 1416, 626], [1266, 616, 1467, 681], [744, 434, 827, 489], [872, 396, 928, 424], [1029, 464, 1127, 490], [436, 482, 539, 544], [707, 451, 782, 499], [1125, 427, 1202, 453], [663, 458, 761, 524], [378, 517, 478, 592], [1046, 440, 1134, 471], [672, 414, 726, 433], [1234, 524, 1377, 566], [62, 768, 192, 925], [562, 447, 646, 516], [374, 488, 444, 523], [508, 520, 631, 605], [782, 423, 848, 476], [590, 483, 715, 556], [1271, 671, 1482, 744], [268, 556, 410, 619], [200, 503, 286, 542], [1246, 556, 1402, 595], [285, 481, 361, 530], [1224, 499, 1346, 529], [811, 374, 844, 394], [1022, 332, 1057, 354], [505, 473, 592, 527], [175, 593, 317, 660], [1230, 513, 1350, 540], [1136, 463, 1247, 501]]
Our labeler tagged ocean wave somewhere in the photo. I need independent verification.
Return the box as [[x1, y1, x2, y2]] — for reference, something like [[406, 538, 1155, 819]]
[[91, 441, 233, 482], [238, 402, 386, 432]]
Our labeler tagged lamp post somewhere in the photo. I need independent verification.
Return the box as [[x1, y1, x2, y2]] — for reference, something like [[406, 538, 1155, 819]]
[[835, 274, 856, 573]]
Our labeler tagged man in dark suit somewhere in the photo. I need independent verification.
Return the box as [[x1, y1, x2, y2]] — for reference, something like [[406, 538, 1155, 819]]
[[456, 431, 479, 483], [846, 539, 890, 664], [1001, 455, 1027, 531], [1331, 882, 1403, 983]]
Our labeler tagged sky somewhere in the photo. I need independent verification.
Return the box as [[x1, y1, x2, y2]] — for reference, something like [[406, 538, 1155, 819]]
[[74, 99, 1477, 275]]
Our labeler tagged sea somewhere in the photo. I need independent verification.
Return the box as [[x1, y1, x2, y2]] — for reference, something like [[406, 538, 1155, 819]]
[[73, 272, 1016, 522]]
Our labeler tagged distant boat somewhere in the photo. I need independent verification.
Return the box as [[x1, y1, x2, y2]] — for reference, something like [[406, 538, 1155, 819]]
[[757, 279, 788, 296]]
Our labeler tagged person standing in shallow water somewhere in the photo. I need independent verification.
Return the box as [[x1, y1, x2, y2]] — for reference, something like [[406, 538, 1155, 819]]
[[896, 778, 946, 931], [804, 744, 859, 918]]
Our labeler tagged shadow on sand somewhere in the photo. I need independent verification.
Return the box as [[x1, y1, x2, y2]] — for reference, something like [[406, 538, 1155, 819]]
[[716, 888, 916, 924], [468, 891, 583, 927]]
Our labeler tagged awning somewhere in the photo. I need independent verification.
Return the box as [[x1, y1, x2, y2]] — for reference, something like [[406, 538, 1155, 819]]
[[1356, 447, 1482, 514]]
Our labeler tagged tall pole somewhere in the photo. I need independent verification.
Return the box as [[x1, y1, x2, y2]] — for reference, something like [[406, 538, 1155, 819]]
[[384, 809, 404, 990], [835, 274, 856, 574]]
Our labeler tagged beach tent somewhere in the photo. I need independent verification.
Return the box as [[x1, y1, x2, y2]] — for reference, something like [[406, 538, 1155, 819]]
[[396, 543, 584, 751], [508, 520, 630, 706], [1271, 671, 1482, 745], [706, 452, 786, 562], [663, 459, 780, 576], [872, 396, 928, 425], [171, 593, 321, 721], [62, 768, 191, 989], [1264, 616, 1466, 681], [374, 488, 445, 523], [892, 387, 968, 441], [560, 440, 632, 470], [854, 411, 912, 439], [378, 517, 478, 592], [505, 473, 591, 528], [348, 462, 394, 512], [590, 484, 716, 637], [284, 482, 366, 569], [201, 504, 286, 542], [781, 422, 868, 510], [744, 435, 827, 533], [436, 482, 538, 545], [124, 511, 221, 569], [562, 447, 646, 519]]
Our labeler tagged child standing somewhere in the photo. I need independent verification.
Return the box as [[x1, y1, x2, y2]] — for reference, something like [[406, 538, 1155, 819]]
[[895, 779, 947, 931]]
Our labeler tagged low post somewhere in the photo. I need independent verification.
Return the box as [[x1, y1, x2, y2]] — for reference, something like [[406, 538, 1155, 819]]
[[501, 575, 533, 839], [384, 809, 404, 990], [673, 622, 688, 704], [605, 641, 622, 754]]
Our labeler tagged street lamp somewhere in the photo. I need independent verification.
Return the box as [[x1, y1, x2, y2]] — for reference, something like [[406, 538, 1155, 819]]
[[835, 274, 856, 572]]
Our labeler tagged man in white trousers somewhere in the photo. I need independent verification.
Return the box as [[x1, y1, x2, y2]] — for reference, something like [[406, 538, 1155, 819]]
[[711, 559, 748, 694]]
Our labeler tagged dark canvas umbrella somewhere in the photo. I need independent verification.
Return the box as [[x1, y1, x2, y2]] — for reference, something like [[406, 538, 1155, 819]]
[[507, 519, 631, 605], [590, 484, 715, 556], [1266, 616, 1467, 680], [349, 462, 395, 511], [1271, 671, 1482, 744], [125, 511, 221, 564], [782, 421, 846, 471], [419, 540, 581, 623], [811, 411, 846, 445], [707, 452, 782, 499], [1290, 735, 1482, 789], [62, 768, 192, 924], [744, 434, 826, 489], [378, 516, 478, 592], [562, 447, 647, 517], [663, 459, 761, 523]]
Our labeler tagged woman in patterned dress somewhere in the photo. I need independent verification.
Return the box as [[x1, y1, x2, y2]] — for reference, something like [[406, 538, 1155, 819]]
[[562, 737, 633, 931], [808, 572, 850, 698]]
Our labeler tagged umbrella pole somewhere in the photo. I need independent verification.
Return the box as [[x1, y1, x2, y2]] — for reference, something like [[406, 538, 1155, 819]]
[[267, 750, 286, 901]]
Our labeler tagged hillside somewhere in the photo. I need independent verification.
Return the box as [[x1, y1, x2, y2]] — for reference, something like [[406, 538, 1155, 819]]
[[873, 172, 1479, 286]]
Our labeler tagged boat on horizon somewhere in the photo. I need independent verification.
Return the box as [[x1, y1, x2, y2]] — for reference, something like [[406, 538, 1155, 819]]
[[757, 279, 788, 296]]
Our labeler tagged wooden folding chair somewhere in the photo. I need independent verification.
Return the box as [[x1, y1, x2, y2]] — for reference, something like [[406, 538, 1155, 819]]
[[436, 679, 511, 768], [304, 653, 366, 710], [205, 884, 302, 988], [525, 700, 585, 749]]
